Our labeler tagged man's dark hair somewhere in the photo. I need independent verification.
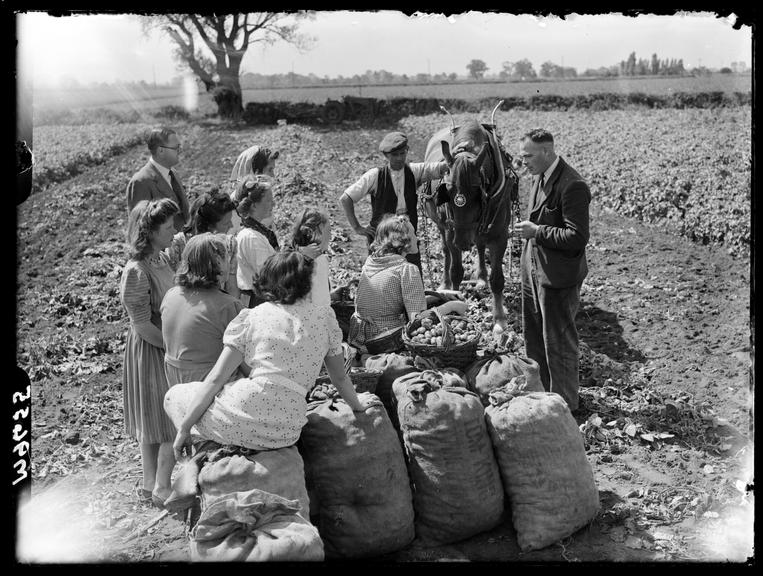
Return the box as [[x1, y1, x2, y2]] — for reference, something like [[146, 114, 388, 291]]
[[147, 127, 177, 154], [522, 128, 554, 144]]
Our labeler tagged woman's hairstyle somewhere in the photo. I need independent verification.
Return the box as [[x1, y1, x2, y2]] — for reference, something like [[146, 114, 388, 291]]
[[184, 187, 237, 235], [234, 175, 273, 218], [250, 147, 279, 174], [252, 249, 314, 305], [174, 233, 228, 289], [290, 208, 329, 248], [126, 198, 179, 261], [370, 213, 412, 257]]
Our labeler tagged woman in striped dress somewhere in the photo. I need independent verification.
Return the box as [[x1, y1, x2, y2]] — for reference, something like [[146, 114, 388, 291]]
[[120, 198, 179, 508]]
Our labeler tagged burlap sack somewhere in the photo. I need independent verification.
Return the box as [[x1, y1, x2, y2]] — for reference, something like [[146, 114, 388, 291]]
[[364, 352, 417, 429], [197, 445, 311, 520], [299, 392, 415, 558], [485, 389, 600, 551], [464, 353, 543, 406], [392, 370, 505, 545], [189, 488, 324, 562]]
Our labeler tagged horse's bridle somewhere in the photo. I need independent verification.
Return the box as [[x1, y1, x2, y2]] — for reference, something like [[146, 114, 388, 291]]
[[441, 149, 490, 235]]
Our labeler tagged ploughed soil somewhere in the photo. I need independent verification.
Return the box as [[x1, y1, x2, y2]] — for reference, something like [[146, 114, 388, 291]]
[[15, 120, 753, 564]]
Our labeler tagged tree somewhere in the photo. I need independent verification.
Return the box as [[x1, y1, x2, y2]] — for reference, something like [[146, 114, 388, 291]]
[[501, 59, 536, 80], [540, 61, 562, 78], [466, 59, 488, 80], [651, 53, 660, 75], [140, 13, 315, 119]]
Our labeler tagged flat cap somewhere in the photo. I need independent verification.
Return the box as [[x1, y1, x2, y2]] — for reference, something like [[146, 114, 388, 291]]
[[379, 131, 408, 154]]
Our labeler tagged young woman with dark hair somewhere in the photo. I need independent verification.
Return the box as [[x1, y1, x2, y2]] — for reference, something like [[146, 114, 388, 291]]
[[120, 198, 180, 508], [164, 249, 369, 458]]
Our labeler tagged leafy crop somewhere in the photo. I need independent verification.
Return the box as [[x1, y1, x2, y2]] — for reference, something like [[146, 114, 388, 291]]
[[402, 107, 751, 258]]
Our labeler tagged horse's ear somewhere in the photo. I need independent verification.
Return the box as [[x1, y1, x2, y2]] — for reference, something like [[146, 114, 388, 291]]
[[441, 141, 454, 166]]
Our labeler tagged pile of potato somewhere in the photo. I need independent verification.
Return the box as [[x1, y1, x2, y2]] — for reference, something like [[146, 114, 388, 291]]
[[406, 314, 479, 348]]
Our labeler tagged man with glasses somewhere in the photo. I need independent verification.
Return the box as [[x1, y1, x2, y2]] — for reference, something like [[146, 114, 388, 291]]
[[126, 126, 190, 232], [340, 131, 449, 273]]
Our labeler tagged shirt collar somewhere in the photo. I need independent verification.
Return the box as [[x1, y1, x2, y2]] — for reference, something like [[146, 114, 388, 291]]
[[542, 156, 560, 184], [150, 157, 172, 181]]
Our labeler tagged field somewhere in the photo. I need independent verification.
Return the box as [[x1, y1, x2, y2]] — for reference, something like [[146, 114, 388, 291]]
[[15, 99, 753, 562], [31, 73, 752, 118]]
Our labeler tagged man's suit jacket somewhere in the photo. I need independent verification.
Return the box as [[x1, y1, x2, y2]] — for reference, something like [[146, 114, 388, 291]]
[[521, 156, 591, 289], [125, 161, 190, 232]]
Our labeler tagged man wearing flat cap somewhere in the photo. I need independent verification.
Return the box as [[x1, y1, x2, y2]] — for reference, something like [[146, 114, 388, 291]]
[[340, 131, 449, 271]]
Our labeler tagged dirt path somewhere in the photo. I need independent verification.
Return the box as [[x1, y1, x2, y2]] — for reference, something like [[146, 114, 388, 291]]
[[16, 121, 753, 563]]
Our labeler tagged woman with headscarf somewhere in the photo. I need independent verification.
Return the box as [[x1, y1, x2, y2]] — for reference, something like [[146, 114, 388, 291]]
[[228, 145, 279, 235]]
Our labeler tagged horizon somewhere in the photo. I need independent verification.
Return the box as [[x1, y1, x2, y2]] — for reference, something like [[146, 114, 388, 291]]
[[17, 11, 752, 90]]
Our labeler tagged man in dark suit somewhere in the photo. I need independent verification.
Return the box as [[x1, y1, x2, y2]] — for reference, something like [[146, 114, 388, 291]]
[[513, 129, 591, 411], [126, 127, 190, 232]]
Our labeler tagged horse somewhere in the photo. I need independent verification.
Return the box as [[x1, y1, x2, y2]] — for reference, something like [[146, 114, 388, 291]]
[[419, 101, 519, 333]]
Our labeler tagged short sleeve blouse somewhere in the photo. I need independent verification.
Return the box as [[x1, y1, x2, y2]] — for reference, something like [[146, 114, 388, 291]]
[[223, 298, 343, 388]]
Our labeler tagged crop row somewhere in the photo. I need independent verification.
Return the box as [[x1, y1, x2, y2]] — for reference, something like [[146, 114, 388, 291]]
[[31, 123, 157, 193]]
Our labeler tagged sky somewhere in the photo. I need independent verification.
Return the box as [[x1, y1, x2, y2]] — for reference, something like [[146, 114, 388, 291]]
[[16, 10, 753, 88]]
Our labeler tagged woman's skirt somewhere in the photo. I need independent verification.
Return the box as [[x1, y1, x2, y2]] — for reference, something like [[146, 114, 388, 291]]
[[164, 374, 307, 451], [122, 328, 176, 444]]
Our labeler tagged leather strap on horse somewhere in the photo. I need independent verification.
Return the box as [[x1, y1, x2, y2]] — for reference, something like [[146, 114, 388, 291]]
[[476, 126, 509, 236], [417, 181, 438, 290]]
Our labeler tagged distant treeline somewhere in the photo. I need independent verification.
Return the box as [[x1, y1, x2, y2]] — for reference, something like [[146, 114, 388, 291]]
[[228, 52, 748, 89]]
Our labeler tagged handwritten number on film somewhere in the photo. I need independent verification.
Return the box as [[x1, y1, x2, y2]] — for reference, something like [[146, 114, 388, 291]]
[[12, 385, 31, 486]]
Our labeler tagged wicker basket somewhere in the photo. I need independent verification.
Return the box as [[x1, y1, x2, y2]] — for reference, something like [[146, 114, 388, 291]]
[[402, 309, 480, 370], [365, 326, 405, 355], [314, 368, 382, 395]]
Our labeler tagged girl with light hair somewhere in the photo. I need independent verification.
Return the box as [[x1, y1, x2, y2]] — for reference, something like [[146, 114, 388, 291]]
[[348, 213, 466, 353]]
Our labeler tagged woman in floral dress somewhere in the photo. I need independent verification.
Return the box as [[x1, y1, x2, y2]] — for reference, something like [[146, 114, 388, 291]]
[[165, 250, 369, 457]]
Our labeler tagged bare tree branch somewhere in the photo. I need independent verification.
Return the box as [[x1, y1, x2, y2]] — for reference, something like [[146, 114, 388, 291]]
[[139, 12, 315, 117]]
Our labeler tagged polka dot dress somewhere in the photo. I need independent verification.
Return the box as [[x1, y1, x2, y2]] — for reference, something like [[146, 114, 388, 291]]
[[165, 299, 343, 450]]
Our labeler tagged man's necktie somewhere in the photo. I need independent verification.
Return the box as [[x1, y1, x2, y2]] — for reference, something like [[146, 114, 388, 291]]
[[169, 170, 182, 196]]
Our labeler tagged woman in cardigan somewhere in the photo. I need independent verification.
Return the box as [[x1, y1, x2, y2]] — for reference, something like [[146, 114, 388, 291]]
[[348, 213, 466, 353]]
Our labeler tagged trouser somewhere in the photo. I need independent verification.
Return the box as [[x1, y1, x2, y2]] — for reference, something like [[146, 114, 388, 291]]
[[520, 264, 582, 411]]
